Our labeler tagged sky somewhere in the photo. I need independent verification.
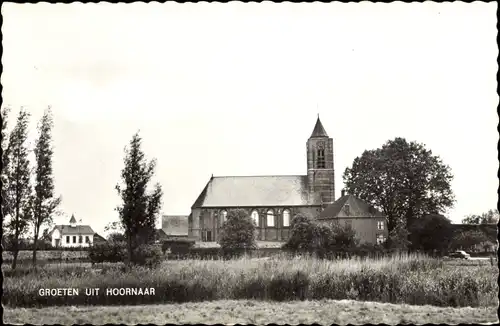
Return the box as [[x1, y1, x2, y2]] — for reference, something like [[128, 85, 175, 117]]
[[1, 2, 498, 236]]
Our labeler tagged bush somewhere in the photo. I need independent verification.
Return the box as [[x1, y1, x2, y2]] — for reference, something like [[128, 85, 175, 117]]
[[130, 244, 164, 267], [218, 209, 257, 251], [282, 214, 316, 251], [88, 242, 126, 264], [162, 239, 195, 256]]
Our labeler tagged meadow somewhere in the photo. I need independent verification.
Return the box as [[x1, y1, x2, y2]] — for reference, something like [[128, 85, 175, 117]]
[[4, 253, 498, 309]]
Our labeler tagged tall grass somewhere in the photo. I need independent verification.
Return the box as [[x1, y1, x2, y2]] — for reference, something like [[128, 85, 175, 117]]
[[4, 253, 497, 308]]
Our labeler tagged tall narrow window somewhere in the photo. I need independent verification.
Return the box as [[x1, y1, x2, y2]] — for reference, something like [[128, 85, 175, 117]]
[[79, 236, 82, 244], [251, 210, 259, 226], [221, 210, 228, 223], [266, 210, 275, 227], [66, 236, 70, 243], [283, 209, 291, 227], [317, 149, 325, 168], [73, 236, 77, 243], [377, 221, 384, 230]]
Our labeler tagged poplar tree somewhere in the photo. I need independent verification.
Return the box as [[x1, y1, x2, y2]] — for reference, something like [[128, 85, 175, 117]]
[[4, 108, 33, 269], [115, 132, 163, 265], [1, 107, 12, 226], [31, 107, 61, 266]]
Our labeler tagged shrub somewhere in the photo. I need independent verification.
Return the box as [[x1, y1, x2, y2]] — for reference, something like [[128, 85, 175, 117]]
[[283, 214, 316, 251], [217, 209, 257, 251], [88, 242, 126, 264], [130, 244, 164, 267], [162, 239, 195, 256]]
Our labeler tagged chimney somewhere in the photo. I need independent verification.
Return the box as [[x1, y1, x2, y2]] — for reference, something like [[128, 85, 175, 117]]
[[341, 189, 346, 197]]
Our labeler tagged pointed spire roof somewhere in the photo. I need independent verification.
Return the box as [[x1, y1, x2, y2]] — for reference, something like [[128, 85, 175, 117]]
[[69, 214, 77, 224], [310, 116, 329, 138]]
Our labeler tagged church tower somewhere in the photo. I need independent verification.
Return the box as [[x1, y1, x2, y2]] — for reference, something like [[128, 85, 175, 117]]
[[307, 116, 335, 204]]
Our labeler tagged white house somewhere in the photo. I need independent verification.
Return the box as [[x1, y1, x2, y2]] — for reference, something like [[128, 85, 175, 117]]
[[50, 215, 96, 248]]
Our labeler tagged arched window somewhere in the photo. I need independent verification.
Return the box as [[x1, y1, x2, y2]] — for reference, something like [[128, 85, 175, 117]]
[[221, 210, 228, 223], [266, 209, 275, 227], [283, 209, 291, 227], [251, 210, 259, 226], [317, 149, 325, 168]]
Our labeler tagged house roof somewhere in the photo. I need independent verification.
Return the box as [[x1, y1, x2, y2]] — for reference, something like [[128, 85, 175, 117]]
[[192, 175, 321, 209], [53, 225, 95, 235], [310, 117, 329, 138], [162, 215, 189, 236], [93, 233, 107, 243], [319, 195, 385, 219]]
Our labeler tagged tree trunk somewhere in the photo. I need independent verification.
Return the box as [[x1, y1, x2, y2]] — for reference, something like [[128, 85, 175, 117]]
[[32, 234, 39, 268], [12, 203, 21, 270], [12, 233, 19, 270], [127, 233, 132, 267]]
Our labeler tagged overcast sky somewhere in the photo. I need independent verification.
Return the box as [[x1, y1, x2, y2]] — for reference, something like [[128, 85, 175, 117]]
[[2, 2, 498, 236]]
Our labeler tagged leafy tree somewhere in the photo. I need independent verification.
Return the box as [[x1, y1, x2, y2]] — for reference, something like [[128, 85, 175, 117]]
[[41, 228, 50, 241], [386, 223, 411, 251], [30, 107, 61, 266], [329, 222, 359, 250], [451, 230, 489, 252], [104, 221, 125, 234], [283, 214, 316, 251], [115, 132, 163, 266], [2, 107, 12, 229], [409, 213, 454, 253], [462, 209, 499, 224], [218, 209, 257, 251], [343, 138, 455, 235], [107, 232, 126, 243], [4, 108, 33, 269], [313, 223, 335, 251]]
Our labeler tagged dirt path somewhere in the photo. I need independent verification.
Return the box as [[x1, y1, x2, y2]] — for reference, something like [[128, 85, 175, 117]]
[[5, 299, 498, 325]]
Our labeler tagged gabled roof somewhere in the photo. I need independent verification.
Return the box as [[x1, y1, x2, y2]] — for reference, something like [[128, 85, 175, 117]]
[[155, 229, 169, 239], [310, 117, 329, 138], [192, 175, 321, 209], [161, 215, 189, 236], [53, 225, 95, 235], [93, 233, 107, 243], [319, 195, 385, 219]]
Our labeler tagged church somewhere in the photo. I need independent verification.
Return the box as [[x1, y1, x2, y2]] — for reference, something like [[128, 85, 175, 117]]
[[188, 116, 388, 244]]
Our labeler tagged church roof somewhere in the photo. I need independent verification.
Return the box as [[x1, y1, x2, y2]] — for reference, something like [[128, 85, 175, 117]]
[[162, 215, 189, 236], [192, 175, 322, 209], [310, 117, 329, 138], [319, 194, 385, 219], [69, 215, 77, 224]]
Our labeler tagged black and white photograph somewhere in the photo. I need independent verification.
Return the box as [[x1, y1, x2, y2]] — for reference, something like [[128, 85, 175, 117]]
[[1, 2, 498, 325]]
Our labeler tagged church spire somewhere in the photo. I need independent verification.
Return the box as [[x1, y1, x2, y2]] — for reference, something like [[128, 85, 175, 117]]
[[310, 115, 328, 138]]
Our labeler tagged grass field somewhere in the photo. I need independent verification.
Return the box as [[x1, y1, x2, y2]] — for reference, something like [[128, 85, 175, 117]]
[[4, 299, 498, 325], [4, 253, 498, 308]]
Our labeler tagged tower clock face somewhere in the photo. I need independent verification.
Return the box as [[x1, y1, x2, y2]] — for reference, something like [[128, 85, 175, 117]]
[[317, 141, 325, 149]]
